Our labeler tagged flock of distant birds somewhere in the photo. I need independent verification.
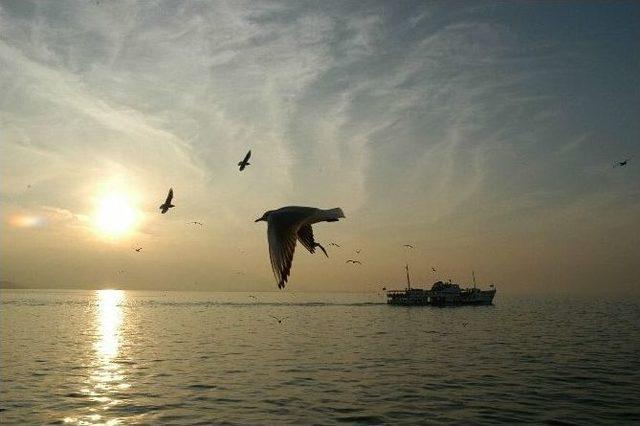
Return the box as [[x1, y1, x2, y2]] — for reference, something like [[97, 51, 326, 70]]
[[20, 148, 632, 296], [125, 150, 633, 292], [144, 149, 435, 291]]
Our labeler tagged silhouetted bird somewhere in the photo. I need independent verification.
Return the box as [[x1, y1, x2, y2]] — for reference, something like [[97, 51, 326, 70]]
[[329, 242, 341, 247], [188, 221, 203, 226], [133, 247, 142, 252], [431, 267, 437, 272], [159, 188, 175, 214], [382, 287, 387, 291], [255, 206, 345, 289], [271, 315, 287, 324], [403, 244, 414, 249], [238, 150, 251, 171], [614, 158, 631, 167], [346, 259, 362, 265]]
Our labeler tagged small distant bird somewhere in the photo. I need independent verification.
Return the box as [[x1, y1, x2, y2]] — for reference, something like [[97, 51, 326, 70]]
[[238, 150, 251, 171], [188, 221, 203, 226], [159, 188, 175, 214], [403, 244, 414, 249], [614, 158, 631, 167], [355, 249, 361, 254], [329, 242, 341, 247], [133, 247, 142, 252], [255, 206, 345, 289], [271, 315, 287, 324], [346, 259, 362, 265], [431, 267, 437, 272], [382, 287, 387, 291]]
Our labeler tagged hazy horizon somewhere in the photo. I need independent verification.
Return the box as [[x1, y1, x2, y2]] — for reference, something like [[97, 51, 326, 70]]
[[2, 1, 639, 295]]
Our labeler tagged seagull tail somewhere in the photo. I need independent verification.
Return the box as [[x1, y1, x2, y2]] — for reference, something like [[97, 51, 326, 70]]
[[322, 208, 345, 222]]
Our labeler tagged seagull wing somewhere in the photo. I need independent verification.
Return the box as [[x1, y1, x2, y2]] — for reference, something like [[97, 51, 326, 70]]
[[297, 224, 318, 254], [267, 218, 298, 289], [243, 150, 251, 163], [165, 188, 173, 204]]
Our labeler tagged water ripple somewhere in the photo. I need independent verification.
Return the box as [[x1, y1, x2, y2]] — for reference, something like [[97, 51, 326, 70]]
[[2, 290, 639, 425]]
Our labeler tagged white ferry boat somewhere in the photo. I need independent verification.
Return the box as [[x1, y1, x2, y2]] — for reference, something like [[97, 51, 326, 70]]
[[386, 266, 496, 306]]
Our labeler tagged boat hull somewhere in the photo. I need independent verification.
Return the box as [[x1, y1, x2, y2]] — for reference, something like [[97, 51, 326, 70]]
[[387, 288, 496, 306]]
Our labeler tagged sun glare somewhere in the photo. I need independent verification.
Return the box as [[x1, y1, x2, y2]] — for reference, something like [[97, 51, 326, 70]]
[[94, 193, 139, 238]]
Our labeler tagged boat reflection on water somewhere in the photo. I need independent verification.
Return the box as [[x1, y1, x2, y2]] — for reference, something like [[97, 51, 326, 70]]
[[64, 290, 129, 425]]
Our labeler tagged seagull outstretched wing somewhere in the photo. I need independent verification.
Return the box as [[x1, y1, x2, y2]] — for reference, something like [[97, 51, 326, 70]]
[[297, 224, 328, 257], [268, 219, 298, 289]]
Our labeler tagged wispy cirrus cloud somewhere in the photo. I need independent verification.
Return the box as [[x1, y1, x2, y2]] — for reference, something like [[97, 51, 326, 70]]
[[1, 1, 638, 292]]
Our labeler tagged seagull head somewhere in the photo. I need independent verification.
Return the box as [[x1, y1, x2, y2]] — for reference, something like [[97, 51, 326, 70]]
[[255, 211, 271, 222]]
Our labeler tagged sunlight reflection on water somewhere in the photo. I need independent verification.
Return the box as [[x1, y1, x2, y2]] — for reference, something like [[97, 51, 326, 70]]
[[64, 290, 127, 425], [95, 290, 124, 360]]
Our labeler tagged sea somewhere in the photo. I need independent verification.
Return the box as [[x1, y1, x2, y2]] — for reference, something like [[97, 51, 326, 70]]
[[1, 289, 639, 425]]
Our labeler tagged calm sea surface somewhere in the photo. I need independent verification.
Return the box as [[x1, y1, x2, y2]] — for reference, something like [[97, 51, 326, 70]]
[[1, 290, 639, 425]]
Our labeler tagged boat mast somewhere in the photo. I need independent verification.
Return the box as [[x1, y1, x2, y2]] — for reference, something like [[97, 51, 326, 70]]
[[472, 270, 476, 289], [405, 263, 411, 290]]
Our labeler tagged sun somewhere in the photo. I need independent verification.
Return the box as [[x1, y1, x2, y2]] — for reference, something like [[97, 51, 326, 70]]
[[94, 193, 139, 238]]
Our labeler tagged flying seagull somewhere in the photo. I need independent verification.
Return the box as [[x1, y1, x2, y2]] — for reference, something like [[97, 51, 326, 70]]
[[614, 157, 631, 167], [431, 267, 437, 272], [346, 259, 362, 265], [329, 242, 341, 247], [159, 188, 175, 214], [238, 150, 251, 171], [271, 315, 288, 324], [255, 206, 345, 289], [133, 247, 142, 252], [188, 221, 203, 226], [403, 244, 414, 249]]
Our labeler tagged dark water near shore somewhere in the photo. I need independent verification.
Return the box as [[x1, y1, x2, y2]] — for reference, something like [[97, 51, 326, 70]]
[[1, 289, 639, 425]]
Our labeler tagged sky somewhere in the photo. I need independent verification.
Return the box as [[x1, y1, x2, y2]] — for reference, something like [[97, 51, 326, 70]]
[[1, 0, 639, 294]]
